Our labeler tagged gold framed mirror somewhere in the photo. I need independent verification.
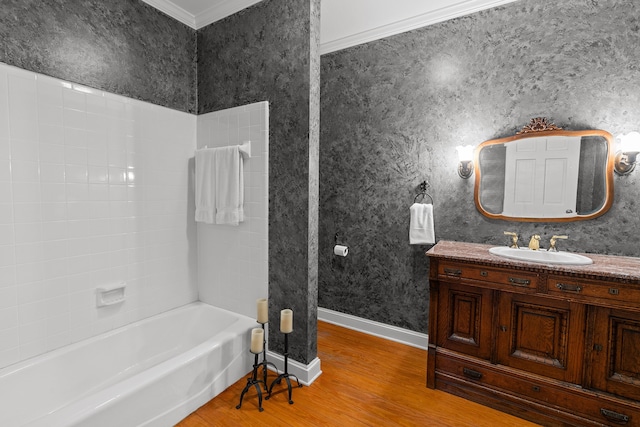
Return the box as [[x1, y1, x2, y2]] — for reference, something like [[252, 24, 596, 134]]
[[474, 118, 614, 222]]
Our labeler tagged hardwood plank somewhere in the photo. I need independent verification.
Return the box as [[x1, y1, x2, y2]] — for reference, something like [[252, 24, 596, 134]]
[[175, 321, 539, 426]]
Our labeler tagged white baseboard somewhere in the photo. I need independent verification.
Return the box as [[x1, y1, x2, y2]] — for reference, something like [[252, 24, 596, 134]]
[[264, 309, 428, 386], [318, 307, 429, 350], [265, 352, 322, 386]]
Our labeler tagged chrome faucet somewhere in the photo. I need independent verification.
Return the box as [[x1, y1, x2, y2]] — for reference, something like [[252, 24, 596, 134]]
[[528, 234, 541, 250], [503, 231, 519, 248], [548, 235, 568, 252]]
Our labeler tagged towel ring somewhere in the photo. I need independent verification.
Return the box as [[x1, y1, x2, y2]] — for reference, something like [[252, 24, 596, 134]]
[[414, 192, 434, 204], [413, 180, 434, 204]]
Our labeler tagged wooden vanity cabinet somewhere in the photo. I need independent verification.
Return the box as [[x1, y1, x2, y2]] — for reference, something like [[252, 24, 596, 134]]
[[427, 241, 640, 427], [495, 292, 586, 384], [588, 307, 640, 403], [436, 281, 493, 360]]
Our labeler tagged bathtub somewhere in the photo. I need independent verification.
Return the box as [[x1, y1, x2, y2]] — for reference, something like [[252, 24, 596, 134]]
[[0, 302, 257, 427]]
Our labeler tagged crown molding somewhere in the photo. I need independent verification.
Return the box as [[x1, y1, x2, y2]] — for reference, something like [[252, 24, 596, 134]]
[[194, 0, 263, 29], [144, 0, 518, 52], [142, 0, 263, 30], [140, 0, 196, 28], [320, 0, 519, 55]]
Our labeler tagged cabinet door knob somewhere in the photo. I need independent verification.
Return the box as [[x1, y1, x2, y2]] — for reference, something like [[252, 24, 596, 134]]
[[499, 325, 508, 332]]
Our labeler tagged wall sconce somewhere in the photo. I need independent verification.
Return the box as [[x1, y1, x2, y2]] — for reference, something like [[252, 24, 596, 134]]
[[456, 145, 475, 179], [614, 131, 640, 175]]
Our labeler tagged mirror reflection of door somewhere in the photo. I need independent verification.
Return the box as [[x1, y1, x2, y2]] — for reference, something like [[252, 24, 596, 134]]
[[474, 123, 614, 222], [502, 136, 581, 218]]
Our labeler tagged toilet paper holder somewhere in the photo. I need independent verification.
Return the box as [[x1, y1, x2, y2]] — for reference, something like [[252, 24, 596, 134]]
[[333, 232, 349, 257]]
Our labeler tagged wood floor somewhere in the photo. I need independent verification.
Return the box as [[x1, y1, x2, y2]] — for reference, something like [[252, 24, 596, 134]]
[[176, 321, 539, 426]]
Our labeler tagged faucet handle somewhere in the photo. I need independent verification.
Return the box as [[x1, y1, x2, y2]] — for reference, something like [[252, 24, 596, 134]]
[[503, 231, 519, 248], [549, 235, 568, 252]]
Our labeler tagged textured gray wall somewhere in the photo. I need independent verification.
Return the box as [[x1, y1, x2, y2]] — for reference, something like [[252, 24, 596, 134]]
[[0, 0, 196, 113], [319, 0, 640, 334], [198, 0, 320, 364]]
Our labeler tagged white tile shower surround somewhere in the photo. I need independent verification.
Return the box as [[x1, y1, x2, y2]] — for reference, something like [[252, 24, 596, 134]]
[[0, 62, 200, 369], [196, 102, 269, 320]]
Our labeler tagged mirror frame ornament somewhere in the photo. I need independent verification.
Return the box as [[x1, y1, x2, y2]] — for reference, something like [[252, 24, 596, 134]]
[[474, 118, 615, 222]]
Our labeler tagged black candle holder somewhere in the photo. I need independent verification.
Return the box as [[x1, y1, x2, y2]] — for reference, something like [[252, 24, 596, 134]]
[[236, 352, 267, 412], [257, 322, 278, 391], [266, 332, 302, 404]]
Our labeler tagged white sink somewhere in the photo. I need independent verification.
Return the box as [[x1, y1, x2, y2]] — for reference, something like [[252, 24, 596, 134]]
[[489, 246, 593, 265]]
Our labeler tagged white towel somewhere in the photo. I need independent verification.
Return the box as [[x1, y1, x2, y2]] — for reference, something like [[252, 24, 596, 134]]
[[214, 146, 244, 225], [409, 203, 435, 244], [195, 146, 244, 226], [195, 148, 215, 224]]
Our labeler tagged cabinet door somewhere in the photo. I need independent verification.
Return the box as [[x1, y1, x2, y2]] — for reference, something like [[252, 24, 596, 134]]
[[589, 307, 640, 402], [437, 282, 493, 360], [496, 293, 585, 383]]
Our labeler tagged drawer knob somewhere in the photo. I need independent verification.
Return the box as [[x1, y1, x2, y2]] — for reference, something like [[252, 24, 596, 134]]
[[444, 268, 462, 276], [609, 288, 619, 295], [462, 367, 483, 380], [555, 283, 582, 293], [600, 408, 629, 424]]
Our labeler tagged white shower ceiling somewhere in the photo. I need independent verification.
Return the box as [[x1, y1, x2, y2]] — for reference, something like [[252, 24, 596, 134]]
[[141, 0, 519, 54]]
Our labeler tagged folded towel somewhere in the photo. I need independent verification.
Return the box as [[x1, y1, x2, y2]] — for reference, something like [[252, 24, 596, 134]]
[[214, 146, 244, 225], [195, 146, 244, 226], [195, 148, 216, 224], [409, 203, 435, 244]]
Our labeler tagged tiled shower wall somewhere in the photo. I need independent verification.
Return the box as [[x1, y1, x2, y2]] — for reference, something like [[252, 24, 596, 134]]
[[0, 63, 197, 369], [196, 102, 269, 319]]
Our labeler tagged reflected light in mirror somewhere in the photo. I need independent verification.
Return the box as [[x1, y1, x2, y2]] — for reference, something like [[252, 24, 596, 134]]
[[614, 131, 640, 175], [456, 145, 474, 179]]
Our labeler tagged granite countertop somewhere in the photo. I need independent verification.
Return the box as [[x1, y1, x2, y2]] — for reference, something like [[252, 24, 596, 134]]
[[426, 240, 640, 283]]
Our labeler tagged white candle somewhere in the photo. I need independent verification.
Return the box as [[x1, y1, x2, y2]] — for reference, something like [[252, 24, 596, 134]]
[[280, 309, 293, 333], [250, 328, 264, 353], [257, 298, 268, 323]]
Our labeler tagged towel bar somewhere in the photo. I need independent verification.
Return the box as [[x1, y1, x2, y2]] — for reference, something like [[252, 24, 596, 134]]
[[198, 141, 251, 159]]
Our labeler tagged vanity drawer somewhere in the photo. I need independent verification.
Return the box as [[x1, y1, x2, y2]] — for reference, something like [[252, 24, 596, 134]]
[[438, 262, 538, 292], [436, 351, 640, 427], [547, 276, 640, 309], [436, 354, 570, 406]]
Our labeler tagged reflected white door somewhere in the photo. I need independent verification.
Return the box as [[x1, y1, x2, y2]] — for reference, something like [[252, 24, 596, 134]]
[[503, 136, 581, 218]]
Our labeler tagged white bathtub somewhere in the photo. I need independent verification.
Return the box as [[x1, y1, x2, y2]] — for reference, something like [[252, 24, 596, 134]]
[[0, 302, 256, 427]]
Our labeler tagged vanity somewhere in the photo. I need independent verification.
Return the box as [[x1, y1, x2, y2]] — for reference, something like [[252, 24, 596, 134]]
[[426, 241, 640, 426]]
